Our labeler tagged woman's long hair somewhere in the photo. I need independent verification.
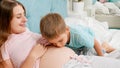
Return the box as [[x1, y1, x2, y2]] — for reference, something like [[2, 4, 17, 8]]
[[0, 0, 26, 47]]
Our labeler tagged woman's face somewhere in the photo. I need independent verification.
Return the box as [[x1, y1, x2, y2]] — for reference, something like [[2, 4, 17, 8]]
[[10, 5, 27, 34]]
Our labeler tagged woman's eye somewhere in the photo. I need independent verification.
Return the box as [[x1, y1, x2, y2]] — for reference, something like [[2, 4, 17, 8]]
[[17, 16, 21, 19]]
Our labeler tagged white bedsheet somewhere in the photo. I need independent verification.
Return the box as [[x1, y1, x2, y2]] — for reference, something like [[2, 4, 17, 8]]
[[92, 56, 120, 68], [63, 55, 120, 68]]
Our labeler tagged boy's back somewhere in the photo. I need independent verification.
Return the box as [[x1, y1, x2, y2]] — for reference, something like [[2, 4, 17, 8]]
[[65, 24, 95, 54]]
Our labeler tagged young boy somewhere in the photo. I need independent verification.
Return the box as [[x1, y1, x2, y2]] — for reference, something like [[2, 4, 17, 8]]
[[40, 13, 104, 56]]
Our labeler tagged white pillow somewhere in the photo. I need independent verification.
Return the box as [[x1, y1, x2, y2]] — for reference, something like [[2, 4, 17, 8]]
[[104, 2, 120, 14], [85, 18, 110, 44], [94, 2, 109, 14], [114, 1, 120, 8], [108, 30, 120, 49], [64, 17, 88, 27]]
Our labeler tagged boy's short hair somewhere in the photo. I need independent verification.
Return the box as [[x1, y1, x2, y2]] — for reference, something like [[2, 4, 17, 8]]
[[40, 13, 66, 40]]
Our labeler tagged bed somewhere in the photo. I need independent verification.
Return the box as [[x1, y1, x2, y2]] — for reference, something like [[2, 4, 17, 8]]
[[18, 0, 120, 67], [94, 1, 120, 28], [92, 1, 120, 49]]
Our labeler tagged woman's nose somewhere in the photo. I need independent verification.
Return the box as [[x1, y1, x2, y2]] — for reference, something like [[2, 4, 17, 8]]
[[23, 16, 27, 22]]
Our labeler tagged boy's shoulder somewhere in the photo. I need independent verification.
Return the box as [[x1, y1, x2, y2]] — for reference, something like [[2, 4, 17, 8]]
[[69, 25, 87, 33]]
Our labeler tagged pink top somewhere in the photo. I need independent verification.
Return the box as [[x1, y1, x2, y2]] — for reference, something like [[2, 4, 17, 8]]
[[1, 28, 41, 68]]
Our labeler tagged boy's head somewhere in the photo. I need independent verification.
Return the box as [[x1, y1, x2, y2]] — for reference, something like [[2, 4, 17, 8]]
[[40, 13, 69, 47]]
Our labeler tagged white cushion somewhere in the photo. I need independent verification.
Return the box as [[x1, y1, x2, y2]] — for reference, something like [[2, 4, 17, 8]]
[[94, 2, 109, 14], [104, 2, 120, 14]]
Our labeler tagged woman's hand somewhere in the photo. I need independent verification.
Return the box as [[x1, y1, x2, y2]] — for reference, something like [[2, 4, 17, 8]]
[[38, 37, 51, 46]]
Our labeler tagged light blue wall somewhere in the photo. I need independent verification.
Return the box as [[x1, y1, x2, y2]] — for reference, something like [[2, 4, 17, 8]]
[[19, 0, 67, 33]]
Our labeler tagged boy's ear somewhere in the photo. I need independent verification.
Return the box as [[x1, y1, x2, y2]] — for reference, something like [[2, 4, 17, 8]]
[[66, 26, 69, 32]]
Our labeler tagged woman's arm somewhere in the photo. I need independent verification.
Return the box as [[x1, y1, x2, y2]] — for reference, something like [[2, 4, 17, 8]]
[[2, 59, 14, 68], [20, 44, 47, 68], [0, 50, 13, 68], [0, 62, 4, 68], [0, 58, 4, 68], [20, 54, 37, 68], [0, 51, 4, 68], [94, 39, 104, 56]]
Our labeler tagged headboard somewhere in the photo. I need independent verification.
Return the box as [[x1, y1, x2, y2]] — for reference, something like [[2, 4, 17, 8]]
[[19, 0, 67, 33]]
